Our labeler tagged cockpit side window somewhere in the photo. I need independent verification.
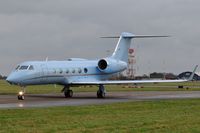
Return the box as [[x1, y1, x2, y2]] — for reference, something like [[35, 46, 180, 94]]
[[29, 65, 34, 70], [19, 66, 29, 70], [15, 65, 20, 70]]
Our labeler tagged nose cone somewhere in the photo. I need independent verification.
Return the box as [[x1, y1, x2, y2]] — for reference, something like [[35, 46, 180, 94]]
[[6, 73, 18, 85]]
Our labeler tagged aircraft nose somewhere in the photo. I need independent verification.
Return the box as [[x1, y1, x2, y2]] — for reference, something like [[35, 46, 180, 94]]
[[6, 74, 17, 85], [6, 76, 13, 84]]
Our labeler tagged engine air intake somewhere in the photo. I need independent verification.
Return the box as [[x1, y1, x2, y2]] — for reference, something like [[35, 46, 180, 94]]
[[98, 59, 107, 70]]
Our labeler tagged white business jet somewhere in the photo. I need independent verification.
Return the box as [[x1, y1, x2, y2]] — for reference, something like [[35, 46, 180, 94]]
[[6, 32, 197, 100]]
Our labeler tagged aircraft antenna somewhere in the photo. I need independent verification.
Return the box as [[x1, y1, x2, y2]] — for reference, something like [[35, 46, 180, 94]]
[[45, 57, 48, 62]]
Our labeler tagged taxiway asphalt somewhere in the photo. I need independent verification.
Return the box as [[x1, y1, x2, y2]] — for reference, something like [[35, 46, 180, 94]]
[[0, 91, 200, 109]]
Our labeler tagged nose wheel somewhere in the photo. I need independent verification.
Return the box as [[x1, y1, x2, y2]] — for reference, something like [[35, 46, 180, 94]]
[[18, 87, 25, 100], [18, 93, 25, 100]]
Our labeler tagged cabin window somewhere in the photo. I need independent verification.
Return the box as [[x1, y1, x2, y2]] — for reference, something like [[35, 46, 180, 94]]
[[60, 69, 63, 74], [72, 69, 75, 73], [66, 69, 69, 74], [84, 68, 88, 73], [28, 65, 34, 70], [19, 66, 29, 70], [78, 68, 82, 73]]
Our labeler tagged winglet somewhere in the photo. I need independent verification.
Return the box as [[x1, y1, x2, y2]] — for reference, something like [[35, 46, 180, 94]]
[[188, 65, 198, 81]]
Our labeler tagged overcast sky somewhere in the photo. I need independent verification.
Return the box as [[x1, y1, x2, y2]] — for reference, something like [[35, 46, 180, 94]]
[[0, 0, 200, 76]]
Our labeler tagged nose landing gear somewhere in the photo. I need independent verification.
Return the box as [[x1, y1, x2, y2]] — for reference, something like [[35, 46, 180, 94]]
[[18, 87, 25, 100]]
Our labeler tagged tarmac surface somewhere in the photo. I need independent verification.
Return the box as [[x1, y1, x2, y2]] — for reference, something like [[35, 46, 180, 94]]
[[1, 91, 200, 109]]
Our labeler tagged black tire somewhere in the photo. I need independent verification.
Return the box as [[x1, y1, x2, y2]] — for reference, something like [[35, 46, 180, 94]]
[[97, 90, 105, 98], [101, 92, 105, 98], [18, 95, 21, 100], [68, 90, 73, 98], [97, 90, 101, 98], [21, 95, 25, 100], [64, 91, 69, 98], [18, 95, 24, 100], [64, 90, 73, 98]]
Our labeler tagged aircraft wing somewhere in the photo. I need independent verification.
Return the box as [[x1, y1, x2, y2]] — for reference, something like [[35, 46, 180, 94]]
[[71, 79, 187, 85], [71, 65, 198, 85]]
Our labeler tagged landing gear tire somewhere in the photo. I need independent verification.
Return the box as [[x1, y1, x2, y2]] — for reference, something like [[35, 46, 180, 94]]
[[97, 90, 105, 98], [97, 84, 106, 98], [18, 95, 25, 100], [64, 90, 73, 98], [18, 89, 25, 100]]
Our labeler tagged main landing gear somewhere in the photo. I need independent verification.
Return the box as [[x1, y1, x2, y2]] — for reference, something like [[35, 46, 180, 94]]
[[18, 87, 25, 100], [97, 84, 106, 98], [62, 85, 73, 98]]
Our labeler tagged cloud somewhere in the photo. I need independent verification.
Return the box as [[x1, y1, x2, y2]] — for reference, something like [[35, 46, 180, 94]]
[[0, 0, 200, 75]]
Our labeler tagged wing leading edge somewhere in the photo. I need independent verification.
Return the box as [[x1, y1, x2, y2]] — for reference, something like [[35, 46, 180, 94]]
[[71, 79, 188, 85], [71, 65, 198, 85]]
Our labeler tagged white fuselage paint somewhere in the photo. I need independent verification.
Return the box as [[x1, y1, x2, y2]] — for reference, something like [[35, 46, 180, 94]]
[[7, 59, 127, 86]]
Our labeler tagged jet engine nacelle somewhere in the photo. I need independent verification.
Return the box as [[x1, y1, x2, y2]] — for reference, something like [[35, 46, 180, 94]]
[[97, 58, 127, 73]]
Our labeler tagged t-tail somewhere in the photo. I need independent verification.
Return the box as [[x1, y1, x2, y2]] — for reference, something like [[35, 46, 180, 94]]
[[103, 32, 169, 63]]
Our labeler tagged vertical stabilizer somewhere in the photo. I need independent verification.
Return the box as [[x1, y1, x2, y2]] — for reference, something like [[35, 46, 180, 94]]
[[111, 32, 134, 63], [102, 32, 169, 63]]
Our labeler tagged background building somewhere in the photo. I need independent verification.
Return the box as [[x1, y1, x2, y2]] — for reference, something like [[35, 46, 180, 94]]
[[178, 72, 200, 80], [150, 72, 177, 79]]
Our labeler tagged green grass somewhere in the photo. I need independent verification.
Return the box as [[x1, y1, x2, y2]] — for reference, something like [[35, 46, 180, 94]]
[[1, 79, 200, 95], [1, 80, 200, 132], [1, 99, 200, 132]]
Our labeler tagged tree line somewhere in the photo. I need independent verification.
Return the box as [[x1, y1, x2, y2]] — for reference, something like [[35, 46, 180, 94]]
[[0, 74, 7, 80]]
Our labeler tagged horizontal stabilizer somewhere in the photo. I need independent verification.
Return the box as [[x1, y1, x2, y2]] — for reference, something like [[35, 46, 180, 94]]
[[101, 32, 170, 38], [101, 35, 170, 38]]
